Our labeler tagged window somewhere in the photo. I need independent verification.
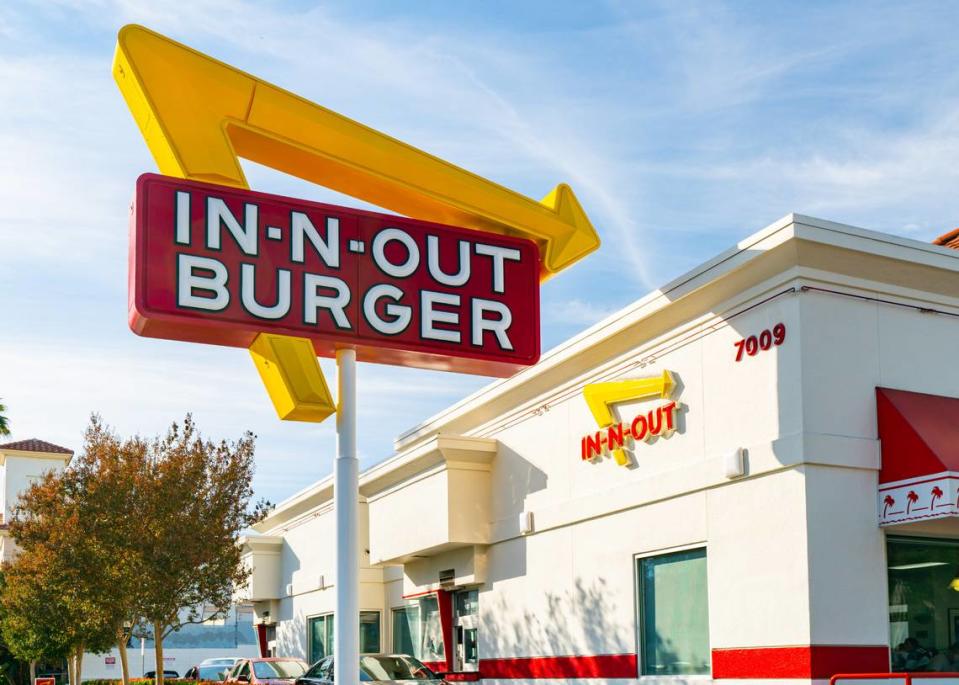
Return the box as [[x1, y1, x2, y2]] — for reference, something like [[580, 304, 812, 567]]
[[360, 611, 381, 654], [637, 547, 710, 675], [309, 612, 382, 661], [309, 614, 335, 663], [888, 536, 959, 672], [391, 596, 445, 663]]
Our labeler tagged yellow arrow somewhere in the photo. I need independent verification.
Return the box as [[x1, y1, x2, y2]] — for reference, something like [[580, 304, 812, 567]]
[[584, 371, 675, 427], [249, 334, 335, 423], [583, 371, 675, 465], [112, 24, 600, 278]]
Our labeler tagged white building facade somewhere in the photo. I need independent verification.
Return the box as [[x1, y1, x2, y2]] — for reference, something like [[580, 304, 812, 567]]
[[243, 215, 959, 684], [0, 439, 74, 563]]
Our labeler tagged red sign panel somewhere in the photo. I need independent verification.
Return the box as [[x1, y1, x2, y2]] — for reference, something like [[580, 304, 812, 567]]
[[130, 174, 540, 376]]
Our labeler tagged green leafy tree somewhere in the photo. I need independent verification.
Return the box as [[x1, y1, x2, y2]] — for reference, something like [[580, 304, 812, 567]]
[[65, 417, 151, 685], [137, 416, 268, 685], [0, 559, 72, 682], [4, 467, 117, 685], [0, 399, 10, 437]]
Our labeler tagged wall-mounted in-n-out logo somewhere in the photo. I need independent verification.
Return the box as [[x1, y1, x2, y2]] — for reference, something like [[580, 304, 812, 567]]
[[581, 371, 682, 467]]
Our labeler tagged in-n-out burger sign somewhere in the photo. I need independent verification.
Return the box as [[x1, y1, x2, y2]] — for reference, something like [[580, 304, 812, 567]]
[[130, 175, 540, 376], [580, 400, 680, 463]]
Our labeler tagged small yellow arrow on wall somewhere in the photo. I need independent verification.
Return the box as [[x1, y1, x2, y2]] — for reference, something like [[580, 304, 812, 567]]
[[112, 24, 600, 279], [583, 371, 675, 465], [584, 371, 675, 427]]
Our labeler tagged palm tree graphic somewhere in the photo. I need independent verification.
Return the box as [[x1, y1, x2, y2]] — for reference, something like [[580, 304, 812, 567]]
[[906, 490, 919, 514], [931, 486, 944, 509], [883, 495, 895, 518]]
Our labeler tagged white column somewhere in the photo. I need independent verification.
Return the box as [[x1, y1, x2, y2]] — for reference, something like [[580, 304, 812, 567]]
[[334, 348, 359, 685]]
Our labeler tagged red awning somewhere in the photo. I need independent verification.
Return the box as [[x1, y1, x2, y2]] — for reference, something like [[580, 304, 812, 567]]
[[877, 387, 959, 484]]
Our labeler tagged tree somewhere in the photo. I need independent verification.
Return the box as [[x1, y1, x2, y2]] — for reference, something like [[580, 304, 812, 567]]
[[65, 417, 151, 685], [0, 399, 10, 436], [137, 416, 268, 685], [3, 470, 117, 685], [2, 414, 267, 685], [0, 557, 72, 681]]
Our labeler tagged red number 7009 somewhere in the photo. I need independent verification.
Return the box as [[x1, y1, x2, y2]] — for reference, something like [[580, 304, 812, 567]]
[[734, 323, 786, 362]]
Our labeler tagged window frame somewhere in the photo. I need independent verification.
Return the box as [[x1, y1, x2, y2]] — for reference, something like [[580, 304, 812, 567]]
[[307, 612, 335, 664], [360, 609, 382, 654], [886, 534, 959, 670], [391, 605, 419, 656], [633, 544, 711, 681], [306, 610, 382, 662]]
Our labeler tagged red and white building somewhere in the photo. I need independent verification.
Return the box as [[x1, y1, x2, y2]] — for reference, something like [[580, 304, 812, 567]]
[[241, 214, 959, 683]]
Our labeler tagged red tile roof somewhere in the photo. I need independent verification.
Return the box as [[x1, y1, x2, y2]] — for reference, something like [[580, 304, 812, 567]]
[[0, 439, 73, 455], [933, 228, 959, 250]]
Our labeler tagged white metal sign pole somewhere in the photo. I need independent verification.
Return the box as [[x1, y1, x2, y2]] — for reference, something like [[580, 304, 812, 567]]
[[334, 348, 360, 685]]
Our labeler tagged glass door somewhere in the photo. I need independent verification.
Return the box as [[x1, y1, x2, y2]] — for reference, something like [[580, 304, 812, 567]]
[[453, 590, 479, 672]]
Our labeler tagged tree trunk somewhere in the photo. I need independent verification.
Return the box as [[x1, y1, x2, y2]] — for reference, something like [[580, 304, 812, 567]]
[[118, 631, 131, 685], [68, 648, 82, 685], [153, 622, 164, 685], [29, 660, 36, 684], [75, 648, 84, 685]]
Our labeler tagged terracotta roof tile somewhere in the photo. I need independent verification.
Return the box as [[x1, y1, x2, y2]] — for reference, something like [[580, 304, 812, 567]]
[[0, 439, 73, 455], [933, 227, 959, 250]]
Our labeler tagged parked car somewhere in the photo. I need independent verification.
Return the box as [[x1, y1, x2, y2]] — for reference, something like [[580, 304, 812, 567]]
[[296, 655, 444, 683], [226, 658, 309, 685], [144, 670, 181, 679], [190, 659, 245, 681], [184, 664, 233, 681], [202, 658, 245, 668]]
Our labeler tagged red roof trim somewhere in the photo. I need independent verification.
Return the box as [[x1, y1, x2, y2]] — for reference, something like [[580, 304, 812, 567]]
[[933, 227, 959, 249], [0, 438, 73, 455]]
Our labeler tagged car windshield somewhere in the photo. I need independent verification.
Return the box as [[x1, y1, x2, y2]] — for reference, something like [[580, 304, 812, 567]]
[[199, 666, 228, 680], [252, 661, 306, 679], [359, 656, 434, 681]]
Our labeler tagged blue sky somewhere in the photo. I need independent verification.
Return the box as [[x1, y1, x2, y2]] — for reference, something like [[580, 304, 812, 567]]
[[2, 0, 959, 505]]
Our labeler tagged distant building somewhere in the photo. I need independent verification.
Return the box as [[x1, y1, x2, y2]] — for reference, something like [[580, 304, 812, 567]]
[[0, 439, 73, 562], [83, 604, 260, 680]]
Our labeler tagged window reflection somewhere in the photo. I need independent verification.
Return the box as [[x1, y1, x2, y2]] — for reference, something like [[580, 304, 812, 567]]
[[888, 537, 959, 672]]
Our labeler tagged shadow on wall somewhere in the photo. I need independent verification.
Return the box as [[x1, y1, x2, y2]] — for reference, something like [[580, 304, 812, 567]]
[[488, 445, 545, 583], [482, 576, 647, 663], [496, 443, 548, 511], [275, 609, 307, 660]]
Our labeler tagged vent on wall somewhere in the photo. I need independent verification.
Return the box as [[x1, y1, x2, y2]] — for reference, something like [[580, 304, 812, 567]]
[[438, 568, 455, 588], [285, 583, 294, 596], [518, 510, 534, 535]]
